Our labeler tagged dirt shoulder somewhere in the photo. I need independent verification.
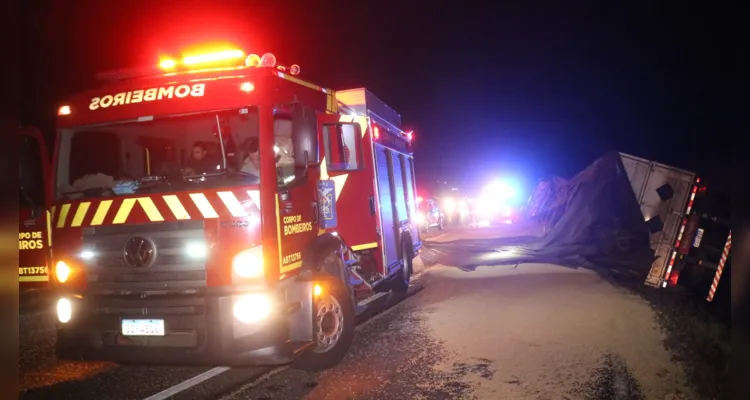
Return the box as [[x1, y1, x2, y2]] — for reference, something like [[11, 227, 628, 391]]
[[603, 272, 730, 400]]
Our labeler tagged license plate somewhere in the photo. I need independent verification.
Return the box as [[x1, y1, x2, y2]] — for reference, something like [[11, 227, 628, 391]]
[[121, 319, 165, 336], [693, 228, 705, 248]]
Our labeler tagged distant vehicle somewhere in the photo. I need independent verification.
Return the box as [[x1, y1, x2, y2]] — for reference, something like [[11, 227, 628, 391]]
[[415, 197, 444, 232]]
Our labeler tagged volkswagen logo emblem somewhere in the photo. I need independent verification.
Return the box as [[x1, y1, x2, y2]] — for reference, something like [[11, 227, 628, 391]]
[[124, 236, 156, 268]]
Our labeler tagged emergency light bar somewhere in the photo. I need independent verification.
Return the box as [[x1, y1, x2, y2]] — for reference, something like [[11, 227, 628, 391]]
[[96, 47, 300, 81]]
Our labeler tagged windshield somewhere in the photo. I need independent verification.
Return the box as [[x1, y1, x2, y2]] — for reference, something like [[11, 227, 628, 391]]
[[20, 134, 46, 209], [56, 108, 260, 199]]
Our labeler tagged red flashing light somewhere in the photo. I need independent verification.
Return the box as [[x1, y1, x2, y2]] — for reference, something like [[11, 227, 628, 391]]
[[158, 49, 245, 71], [260, 53, 277, 67], [183, 49, 244, 66], [57, 105, 71, 116], [159, 58, 177, 69], [245, 54, 261, 67], [416, 196, 423, 203], [240, 82, 255, 92], [405, 130, 413, 141], [373, 125, 380, 139]]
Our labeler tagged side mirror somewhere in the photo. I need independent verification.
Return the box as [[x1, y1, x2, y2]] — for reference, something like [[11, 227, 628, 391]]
[[291, 104, 319, 169]]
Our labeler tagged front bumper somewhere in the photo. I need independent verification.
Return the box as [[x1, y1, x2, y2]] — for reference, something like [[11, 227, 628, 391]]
[[56, 291, 299, 366]]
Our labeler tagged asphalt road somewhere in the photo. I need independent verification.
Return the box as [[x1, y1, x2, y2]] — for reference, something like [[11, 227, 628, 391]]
[[19, 226, 698, 399]]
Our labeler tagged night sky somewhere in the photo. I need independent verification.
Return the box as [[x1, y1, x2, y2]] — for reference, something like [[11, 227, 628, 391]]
[[20, 0, 724, 196]]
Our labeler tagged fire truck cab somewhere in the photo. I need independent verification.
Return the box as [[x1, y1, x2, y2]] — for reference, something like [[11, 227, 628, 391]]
[[20, 126, 52, 287], [51, 48, 420, 369]]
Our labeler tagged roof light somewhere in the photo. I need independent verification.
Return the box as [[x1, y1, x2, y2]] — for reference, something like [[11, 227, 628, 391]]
[[57, 105, 71, 116], [245, 54, 261, 67], [159, 58, 177, 70], [183, 49, 245, 66], [260, 53, 277, 67], [240, 82, 255, 92], [290, 64, 300, 76]]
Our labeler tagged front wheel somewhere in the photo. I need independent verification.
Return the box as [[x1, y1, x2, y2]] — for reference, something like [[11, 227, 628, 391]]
[[293, 274, 355, 371]]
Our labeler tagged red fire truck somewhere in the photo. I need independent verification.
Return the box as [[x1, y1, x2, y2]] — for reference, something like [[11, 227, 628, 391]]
[[20, 126, 52, 287], [51, 48, 420, 369]]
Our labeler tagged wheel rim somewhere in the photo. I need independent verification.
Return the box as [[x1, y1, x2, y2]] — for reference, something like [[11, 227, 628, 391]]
[[313, 293, 344, 353]]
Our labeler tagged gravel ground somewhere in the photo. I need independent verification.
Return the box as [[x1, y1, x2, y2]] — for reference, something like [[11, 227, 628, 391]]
[[224, 262, 697, 400]]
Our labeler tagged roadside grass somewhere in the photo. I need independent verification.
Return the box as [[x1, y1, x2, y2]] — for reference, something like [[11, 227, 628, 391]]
[[605, 271, 730, 400]]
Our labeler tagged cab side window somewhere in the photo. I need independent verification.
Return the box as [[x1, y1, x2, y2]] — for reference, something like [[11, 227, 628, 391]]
[[322, 123, 361, 171], [274, 118, 295, 185], [20, 135, 45, 207]]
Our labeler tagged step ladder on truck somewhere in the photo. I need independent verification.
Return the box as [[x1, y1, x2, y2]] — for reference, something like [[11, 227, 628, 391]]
[[49, 47, 421, 369]]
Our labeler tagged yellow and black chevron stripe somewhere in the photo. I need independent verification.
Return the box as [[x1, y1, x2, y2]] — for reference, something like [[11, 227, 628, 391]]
[[51, 190, 261, 228]]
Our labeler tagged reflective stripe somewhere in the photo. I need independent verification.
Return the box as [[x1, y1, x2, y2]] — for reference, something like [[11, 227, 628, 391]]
[[113, 198, 136, 224], [218, 191, 248, 217], [91, 200, 113, 226], [247, 190, 261, 211], [189, 193, 218, 218], [138, 197, 164, 222], [70, 202, 91, 227], [352, 242, 378, 251], [46, 210, 53, 246], [163, 195, 190, 220], [56, 204, 71, 228], [19, 275, 49, 282]]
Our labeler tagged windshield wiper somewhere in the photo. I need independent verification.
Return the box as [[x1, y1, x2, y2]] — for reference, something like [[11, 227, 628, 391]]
[[61, 186, 117, 199], [183, 170, 259, 182]]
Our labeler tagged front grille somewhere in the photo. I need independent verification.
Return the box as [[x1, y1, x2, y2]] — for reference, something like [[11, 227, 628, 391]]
[[82, 220, 207, 294]]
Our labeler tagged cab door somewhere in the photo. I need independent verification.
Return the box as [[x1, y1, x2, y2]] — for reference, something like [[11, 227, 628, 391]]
[[19, 127, 52, 286], [274, 112, 318, 277]]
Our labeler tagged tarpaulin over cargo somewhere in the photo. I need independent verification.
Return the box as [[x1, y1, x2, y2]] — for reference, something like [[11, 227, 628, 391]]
[[422, 151, 653, 273]]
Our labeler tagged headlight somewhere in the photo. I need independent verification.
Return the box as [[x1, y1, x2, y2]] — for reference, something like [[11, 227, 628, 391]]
[[443, 198, 456, 212], [233, 293, 272, 324], [57, 298, 72, 323], [55, 260, 71, 283], [185, 242, 207, 259], [232, 246, 264, 279], [414, 212, 425, 224]]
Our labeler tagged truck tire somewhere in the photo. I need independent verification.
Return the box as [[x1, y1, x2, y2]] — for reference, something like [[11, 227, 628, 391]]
[[390, 238, 413, 296], [293, 253, 355, 371]]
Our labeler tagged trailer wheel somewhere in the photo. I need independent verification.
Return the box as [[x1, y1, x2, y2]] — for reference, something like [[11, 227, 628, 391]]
[[293, 254, 355, 371]]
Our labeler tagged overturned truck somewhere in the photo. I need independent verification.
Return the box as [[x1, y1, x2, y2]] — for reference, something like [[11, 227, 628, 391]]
[[524, 152, 726, 291]]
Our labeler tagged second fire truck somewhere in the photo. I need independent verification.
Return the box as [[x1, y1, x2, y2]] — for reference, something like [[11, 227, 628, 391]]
[[51, 47, 420, 369]]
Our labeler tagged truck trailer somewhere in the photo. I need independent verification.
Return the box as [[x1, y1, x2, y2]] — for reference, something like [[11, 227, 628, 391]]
[[618, 153, 705, 289], [50, 48, 420, 369]]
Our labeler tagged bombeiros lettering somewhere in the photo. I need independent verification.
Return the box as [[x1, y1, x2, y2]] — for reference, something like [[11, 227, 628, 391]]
[[89, 83, 206, 110], [282, 214, 313, 236], [18, 231, 44, 250]]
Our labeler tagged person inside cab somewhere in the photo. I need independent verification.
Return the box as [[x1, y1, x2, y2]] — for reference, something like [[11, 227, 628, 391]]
[[183, 141, 219, 176], [240, 138, 260, 180]]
